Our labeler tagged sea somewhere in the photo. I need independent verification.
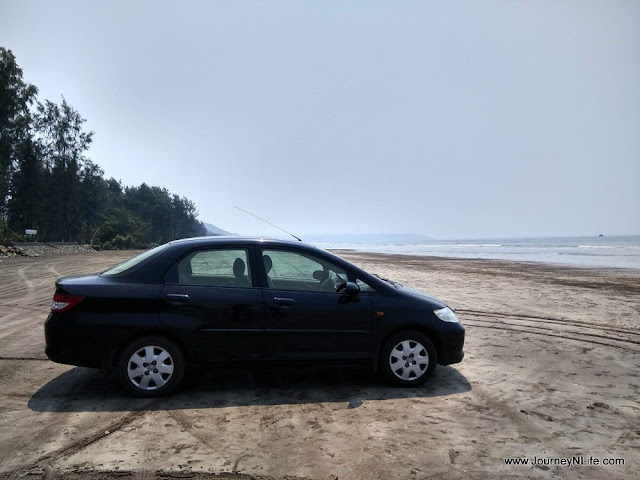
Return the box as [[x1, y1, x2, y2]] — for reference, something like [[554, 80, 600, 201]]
[[313, 235, 640, 270]]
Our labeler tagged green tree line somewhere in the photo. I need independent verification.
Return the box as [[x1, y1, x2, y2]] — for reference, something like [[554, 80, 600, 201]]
[[0, 47, 207, 248]]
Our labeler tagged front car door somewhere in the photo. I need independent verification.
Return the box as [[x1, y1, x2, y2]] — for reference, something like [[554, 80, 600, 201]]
[[258, 248, 374, 362], [160, 246, 265, 364]]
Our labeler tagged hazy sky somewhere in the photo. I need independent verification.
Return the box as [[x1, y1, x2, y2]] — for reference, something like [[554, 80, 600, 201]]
[[2, 0, 638, 239]]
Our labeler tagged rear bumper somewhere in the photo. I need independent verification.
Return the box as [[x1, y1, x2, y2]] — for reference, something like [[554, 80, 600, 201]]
[[45, 344, 102, 369], [44, 345, 100, 368], [44, 313, 103, 369]]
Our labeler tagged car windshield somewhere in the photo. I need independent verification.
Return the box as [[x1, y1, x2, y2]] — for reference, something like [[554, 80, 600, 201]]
[[100, 244, 169, 276]]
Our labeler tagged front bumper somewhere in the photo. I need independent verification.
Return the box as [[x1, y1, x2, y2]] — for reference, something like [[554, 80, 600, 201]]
[[437, 321, 465, 365]]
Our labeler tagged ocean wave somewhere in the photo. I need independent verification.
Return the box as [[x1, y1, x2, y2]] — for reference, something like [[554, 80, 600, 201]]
[[578, 245, 640, 250], [459, 244, 502, 247], [424, 244, 504, 248]]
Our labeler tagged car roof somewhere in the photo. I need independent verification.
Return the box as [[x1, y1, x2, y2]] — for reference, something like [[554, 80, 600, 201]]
[[169, 236, 311, 248]]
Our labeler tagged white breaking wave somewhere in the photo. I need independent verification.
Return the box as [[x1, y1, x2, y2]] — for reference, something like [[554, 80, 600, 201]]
[[578, 245, 640, 250], [316, 235, 640, 270]]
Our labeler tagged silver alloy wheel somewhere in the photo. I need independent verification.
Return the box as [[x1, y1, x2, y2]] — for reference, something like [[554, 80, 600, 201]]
[[389, 340, 429, 381], [127, 345, 174, 391]]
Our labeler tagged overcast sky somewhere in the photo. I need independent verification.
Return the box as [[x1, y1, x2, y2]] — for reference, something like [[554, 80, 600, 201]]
[[2, 0, 638, 239]]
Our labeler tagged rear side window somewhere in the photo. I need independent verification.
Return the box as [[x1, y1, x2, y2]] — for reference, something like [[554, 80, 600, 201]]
[[178, 249, 252, 288]]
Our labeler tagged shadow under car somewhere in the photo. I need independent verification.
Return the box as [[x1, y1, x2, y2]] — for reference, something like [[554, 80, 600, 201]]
[[28, 364, 472, 413]]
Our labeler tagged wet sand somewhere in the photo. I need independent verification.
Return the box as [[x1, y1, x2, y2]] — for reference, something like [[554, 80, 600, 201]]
[[0, 250, 638, 479]]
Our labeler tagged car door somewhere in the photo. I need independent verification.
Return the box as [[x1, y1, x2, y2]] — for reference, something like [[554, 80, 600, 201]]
[[258, 248, 373, 361], [159, 246, 265, 363]]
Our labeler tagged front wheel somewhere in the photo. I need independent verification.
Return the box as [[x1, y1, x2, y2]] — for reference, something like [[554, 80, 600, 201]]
[[379, 330, 437, 387], [117, 336, 185, 397]]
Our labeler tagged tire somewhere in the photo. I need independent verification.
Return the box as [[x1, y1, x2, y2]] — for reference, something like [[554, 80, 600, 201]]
[[117, 336, 185, 397], [379, 330, 437, 387]]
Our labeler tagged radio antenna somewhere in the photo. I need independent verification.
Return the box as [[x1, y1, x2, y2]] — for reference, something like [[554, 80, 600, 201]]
[[235, 206, 302, 242]]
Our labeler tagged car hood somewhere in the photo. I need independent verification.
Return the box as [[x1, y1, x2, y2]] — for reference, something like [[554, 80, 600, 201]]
[[396, 285, 448, 310]]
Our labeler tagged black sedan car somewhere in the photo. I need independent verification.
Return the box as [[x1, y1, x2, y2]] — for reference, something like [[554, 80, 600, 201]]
[[45, 237, 464, 397]]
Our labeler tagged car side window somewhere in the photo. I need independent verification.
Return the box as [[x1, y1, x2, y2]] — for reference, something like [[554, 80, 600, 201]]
[[356, 278, 376, 293], [178, 248, 252, 288], [262, 250, 348, 293]]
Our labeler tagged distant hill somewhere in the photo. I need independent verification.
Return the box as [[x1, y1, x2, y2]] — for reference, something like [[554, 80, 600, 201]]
[[303, 233, 433, 244], [203, 223, 235, 236]]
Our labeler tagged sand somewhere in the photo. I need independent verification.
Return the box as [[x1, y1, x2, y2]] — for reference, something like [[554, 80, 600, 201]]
[[0, 250, 638, 479]]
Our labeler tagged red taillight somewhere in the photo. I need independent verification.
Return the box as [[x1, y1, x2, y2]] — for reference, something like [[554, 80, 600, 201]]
[[51, 294, 84, 312]]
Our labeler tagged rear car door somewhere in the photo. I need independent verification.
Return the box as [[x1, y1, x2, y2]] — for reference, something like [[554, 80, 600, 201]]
[[258, 248, 373, 361], [160, 246, 265, 363]]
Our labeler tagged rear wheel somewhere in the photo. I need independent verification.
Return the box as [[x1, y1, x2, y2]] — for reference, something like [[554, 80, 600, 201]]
[[379, 330, 437, 387], [117, 336, 184, 397]]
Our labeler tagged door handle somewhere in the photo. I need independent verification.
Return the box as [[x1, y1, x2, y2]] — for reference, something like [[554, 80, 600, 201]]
[[274, 297, 296, 306], [166, 293, 190, 302]]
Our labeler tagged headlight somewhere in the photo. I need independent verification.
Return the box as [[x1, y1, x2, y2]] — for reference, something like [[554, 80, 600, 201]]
[[434, 307, 459, 323]]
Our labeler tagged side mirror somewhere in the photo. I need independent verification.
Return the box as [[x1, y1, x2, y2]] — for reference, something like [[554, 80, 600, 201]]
[[342, 281, 360, 295]]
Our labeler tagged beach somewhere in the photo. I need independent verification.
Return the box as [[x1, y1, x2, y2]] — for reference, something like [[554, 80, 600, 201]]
[[333, 249, 640, 331], [0, 250, 638, 479], [316, 235, 640, 270]]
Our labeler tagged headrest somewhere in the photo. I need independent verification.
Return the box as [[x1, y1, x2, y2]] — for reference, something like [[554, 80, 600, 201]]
[[313, 269, 329, 281], [263, 255, 273, 274], [233, 258, 246, 277]]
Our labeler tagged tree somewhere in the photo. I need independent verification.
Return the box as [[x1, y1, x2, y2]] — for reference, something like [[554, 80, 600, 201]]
[[7, 137, 46, 236], [1, 48, 209, 246], [96, 207, 151, 249], [35, 97, 93, 241], [78, 160, 107, 243], [171, 194, 205, 239], [0, 47, 38, 239]]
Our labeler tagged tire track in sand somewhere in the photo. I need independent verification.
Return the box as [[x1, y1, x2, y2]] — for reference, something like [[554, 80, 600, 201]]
[[16, 265, 36, 303], [6, 408, 154, 479], [460, 311, 640, 353]]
